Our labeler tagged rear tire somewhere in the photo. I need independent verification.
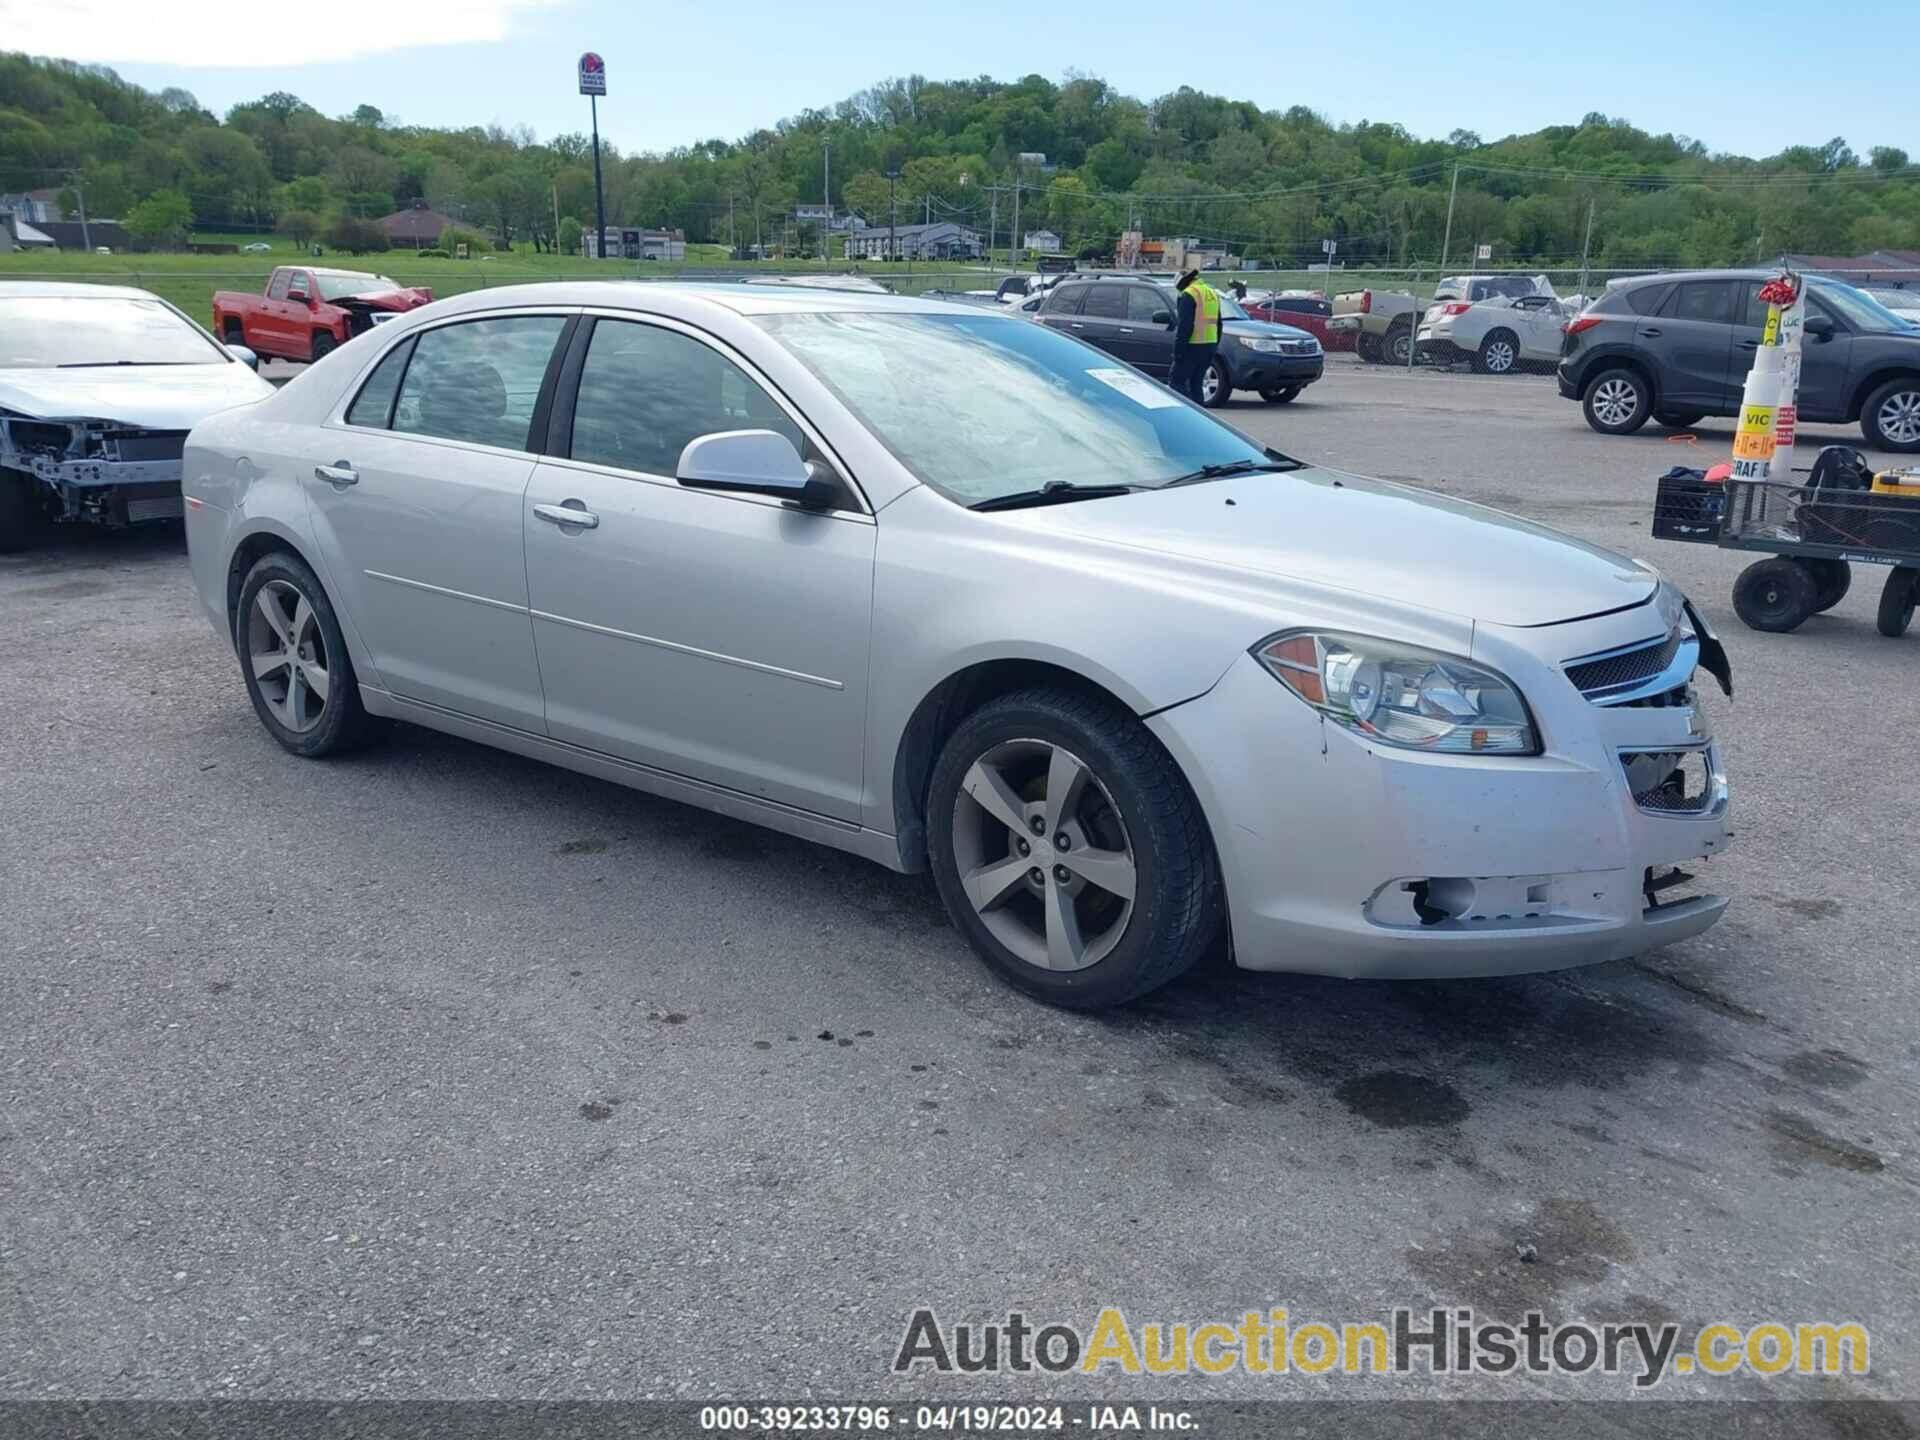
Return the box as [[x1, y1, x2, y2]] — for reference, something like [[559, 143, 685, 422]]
[[927, 688, 1221, 1010], [1877, 566, 1918, 637], [1732, 557, 1819, 633], [309, 331, 337, 362], [1261, 386, 1301, 404], [1382, 322, 1413, 367], [1582, 366, 1652, 435], [1474, 329, 1519, 375], [0, 468, 49, 554], [1356, 333, 1381, 363], [1804, 558, 1852, 613], [1861, 379, 1920, 452], [235, 551, 378, 757]]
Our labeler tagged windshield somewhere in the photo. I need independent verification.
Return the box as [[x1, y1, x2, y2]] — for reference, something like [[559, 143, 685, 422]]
[[0, 297, 227, 368], [1862, 288, 1920, 312], [1216, 295, 1249, 321], [758, 311, 1282, 505], [316, 272, 401, 301], [1811, 281, 1915, 333]]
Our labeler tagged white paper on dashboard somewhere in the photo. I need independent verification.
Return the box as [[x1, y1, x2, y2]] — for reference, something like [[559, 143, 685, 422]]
[[1086, 367, 1183, 409]]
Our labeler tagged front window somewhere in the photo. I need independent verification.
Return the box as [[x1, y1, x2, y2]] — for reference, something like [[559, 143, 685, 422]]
[[0, 297, 227, 368], [316, 272, 401, 301], [758, 311, 1286, 506], [1811, 281, 1914, 333]]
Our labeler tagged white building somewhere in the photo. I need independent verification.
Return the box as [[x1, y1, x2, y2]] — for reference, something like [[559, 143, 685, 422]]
[[794, 204, 866, 233], [583, 227, 687, 261], [1023, 229, 1062, 254]]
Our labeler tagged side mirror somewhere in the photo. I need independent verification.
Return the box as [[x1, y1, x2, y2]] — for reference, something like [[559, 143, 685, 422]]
[[1152, 310, 1172, 326], [226, 344, 260, 371], [287, 291, 311, 307], [1804, 315, 1835, 340], [676, 429, 834, 509]]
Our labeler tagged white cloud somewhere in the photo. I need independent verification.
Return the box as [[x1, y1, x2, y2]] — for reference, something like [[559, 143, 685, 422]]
[[0, 0, 565, 67]]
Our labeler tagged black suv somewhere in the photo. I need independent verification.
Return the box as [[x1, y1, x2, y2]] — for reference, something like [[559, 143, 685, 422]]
[[1558, 269, 1920, 452], [1036, 276, 1324, 407]]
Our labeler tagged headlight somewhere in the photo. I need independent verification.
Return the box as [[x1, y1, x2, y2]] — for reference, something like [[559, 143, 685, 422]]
[[1254, 631, 1539, 755], [1239, 336, 1287, 353]]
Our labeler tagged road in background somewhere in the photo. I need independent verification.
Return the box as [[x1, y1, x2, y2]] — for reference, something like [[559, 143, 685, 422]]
[[2, 367, 1915, 1403]]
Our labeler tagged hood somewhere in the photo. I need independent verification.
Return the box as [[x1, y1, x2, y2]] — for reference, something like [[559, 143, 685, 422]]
[[1017, 467, 1655, 628], [0, 363, 275, 429], [337, 287, 432, 315], [1223, 318, 1314, 342]]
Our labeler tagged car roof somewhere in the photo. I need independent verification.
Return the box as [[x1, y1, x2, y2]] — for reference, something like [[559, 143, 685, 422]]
[[417, 280, 985, 320], [0, 281, 161, 301], [1611, 268, 1784, 287]]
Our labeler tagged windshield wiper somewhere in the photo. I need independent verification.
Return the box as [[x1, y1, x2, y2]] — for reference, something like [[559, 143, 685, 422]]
[[969, 481, 1141, 512], [56, 360, 198, 368], [1159, 459, 1300, 488]]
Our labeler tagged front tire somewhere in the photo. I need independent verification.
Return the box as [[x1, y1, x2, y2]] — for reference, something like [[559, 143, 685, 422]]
[[927, 688, 1221, 1010], [1861, 379, 1920, 452], [309, 331, 337, 362], [1878, 566, 1918, 637], [1200, 358, 1231, 408], [1582, 366, 1652, 435], [1474, 329, 1519, 374], [236, 551, 376, 756], [0, 468, 49, 554], [1732, 557, 1819, 633]]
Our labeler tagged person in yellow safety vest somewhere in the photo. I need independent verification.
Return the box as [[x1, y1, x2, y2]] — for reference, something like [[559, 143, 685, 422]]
[[1171, 269, 1222, 405]]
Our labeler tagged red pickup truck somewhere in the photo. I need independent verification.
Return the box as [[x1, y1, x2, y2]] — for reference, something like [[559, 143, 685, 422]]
[[212, 267, 433, 363]]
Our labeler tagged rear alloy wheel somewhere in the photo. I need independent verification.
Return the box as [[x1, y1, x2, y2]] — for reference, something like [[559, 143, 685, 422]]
[[1383, 323, 1413, 366], [1732, 557, 1819, 633], [1878, 566, 1918, 637], [237, 551, 377, 756], [1199, 358, 1231, 408], [1583, 367, 1652, 435], [1261, 386, 1301, 404], [1804, 558, 1852, 613], [1862, 380, 1920, 452], [928, 689, 1220, 1009], [1474, 329, 1519, 375], [310, 332, 337, 362]]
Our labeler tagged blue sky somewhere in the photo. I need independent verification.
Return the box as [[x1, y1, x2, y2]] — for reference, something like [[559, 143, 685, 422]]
[[10, 0, 1916, 161]]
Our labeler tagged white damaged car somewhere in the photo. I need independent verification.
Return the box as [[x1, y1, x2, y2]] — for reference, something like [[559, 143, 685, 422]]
[[1, 283, 274, 551]]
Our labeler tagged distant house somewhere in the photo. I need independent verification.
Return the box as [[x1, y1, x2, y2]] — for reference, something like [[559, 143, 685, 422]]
[[1, 210, 65, 251], [1023, 229, 1062, 254], [1786, 250, 1920, 286], [794, 203, 866, 233], [0, 189, 62, 225], [844, 221, 982, 262], [39, 220, 130, 252], [583, 226, 687, 261], [378, 199, 458, 249]]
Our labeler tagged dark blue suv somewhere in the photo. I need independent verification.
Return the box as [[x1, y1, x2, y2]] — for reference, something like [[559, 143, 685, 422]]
[[1558, 269, 1920, 452]]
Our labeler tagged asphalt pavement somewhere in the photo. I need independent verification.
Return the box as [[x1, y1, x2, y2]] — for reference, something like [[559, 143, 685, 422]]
[[2, 362, 1916, 1411]]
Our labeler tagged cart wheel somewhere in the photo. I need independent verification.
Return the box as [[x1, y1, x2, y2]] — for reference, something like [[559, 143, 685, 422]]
[[1803, 558, 1852, 613], [1877, 566, 1918, 638], [1732, 558, 1819, 633]]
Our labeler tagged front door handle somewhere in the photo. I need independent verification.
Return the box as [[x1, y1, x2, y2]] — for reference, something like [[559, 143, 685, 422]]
[[534, 501, 599, 530], [314, 461, 357, 486], [1737, 339, 1760, 350], [1637, 327, 1663, 337], [1117, 327, 1135, 334], [1069, 322, 1085, 329]]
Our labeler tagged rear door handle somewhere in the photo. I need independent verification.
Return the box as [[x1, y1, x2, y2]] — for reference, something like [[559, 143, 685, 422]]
[[1117, 327, 1135, 334], [1637, 327, 1663, 337], [314, 461, 357, 486], [1738, 339, 1760, 350], [534, 501, 599, 530], [1069, 322, 1085, 329]]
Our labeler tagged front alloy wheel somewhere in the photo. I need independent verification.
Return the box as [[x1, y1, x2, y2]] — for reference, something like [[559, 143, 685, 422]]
[[248, 579, 331, 734], [1200, 359, 1230, 408], [927, 688, 1220, 1009], [1864, 382, 1920, 452]]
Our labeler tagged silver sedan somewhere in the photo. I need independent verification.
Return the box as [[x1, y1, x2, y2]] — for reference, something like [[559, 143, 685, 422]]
[[183, 282, 1733, 1008]]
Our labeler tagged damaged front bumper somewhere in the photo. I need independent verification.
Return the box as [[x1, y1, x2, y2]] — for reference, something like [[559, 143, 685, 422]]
[[2, 418, 187, 525]]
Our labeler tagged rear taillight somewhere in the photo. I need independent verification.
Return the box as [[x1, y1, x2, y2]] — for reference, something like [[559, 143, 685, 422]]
[[1563, 315, 1602, 336], [1359, 290, 1372, 314], [1441, 302, 1471, 316]]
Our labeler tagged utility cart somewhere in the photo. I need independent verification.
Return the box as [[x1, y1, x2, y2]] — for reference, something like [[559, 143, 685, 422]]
[[1653, 461, 1920, 636]]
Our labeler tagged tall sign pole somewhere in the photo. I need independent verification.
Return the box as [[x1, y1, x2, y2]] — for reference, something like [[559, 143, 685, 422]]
[[579, 52, 608, 258]]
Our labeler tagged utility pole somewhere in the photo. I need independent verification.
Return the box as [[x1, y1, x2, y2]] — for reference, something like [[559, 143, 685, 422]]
[[1010, 176, 1021, 270], [887, 170, 899, 266], [551, 181, 561, 254], [1577, 198, 1596, 297], [822, 140, 831, 265], [727, 194, 735, 256], [1438, 162, 1460, 277], [72, 176, 91, 252], [987, 187, 997, 265]]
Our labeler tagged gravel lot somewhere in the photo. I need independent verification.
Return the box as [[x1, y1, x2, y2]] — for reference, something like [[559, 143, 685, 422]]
[[3, 362, 1916, 1411]]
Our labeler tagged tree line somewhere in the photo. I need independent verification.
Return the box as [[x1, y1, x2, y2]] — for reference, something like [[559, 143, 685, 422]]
[[2, 54, 1916, 266]]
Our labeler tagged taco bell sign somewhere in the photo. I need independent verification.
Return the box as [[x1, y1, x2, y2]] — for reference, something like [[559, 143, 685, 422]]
[[578, 52, 607, 97]]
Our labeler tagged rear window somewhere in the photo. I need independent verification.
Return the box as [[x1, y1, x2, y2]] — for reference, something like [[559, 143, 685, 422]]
[[1623, 283, 1671, 316], [1470, 277, 1538, 302], [1041, 286, 1085, 316], [1080, 286, 1127, 320], [1667, 282, 1734, 325]]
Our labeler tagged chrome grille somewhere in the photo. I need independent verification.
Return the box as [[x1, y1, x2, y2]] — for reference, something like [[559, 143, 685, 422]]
[[1564, 628, 1693, 704]]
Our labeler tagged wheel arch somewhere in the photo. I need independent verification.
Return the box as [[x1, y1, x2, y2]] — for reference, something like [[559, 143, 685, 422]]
[[888, 656, 1182, 874], [1848, 367, 1920, 424], [223, 523, 320, 646]]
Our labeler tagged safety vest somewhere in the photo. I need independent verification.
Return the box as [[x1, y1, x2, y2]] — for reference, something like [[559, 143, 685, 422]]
[[1186, 281, 1221, 345]]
